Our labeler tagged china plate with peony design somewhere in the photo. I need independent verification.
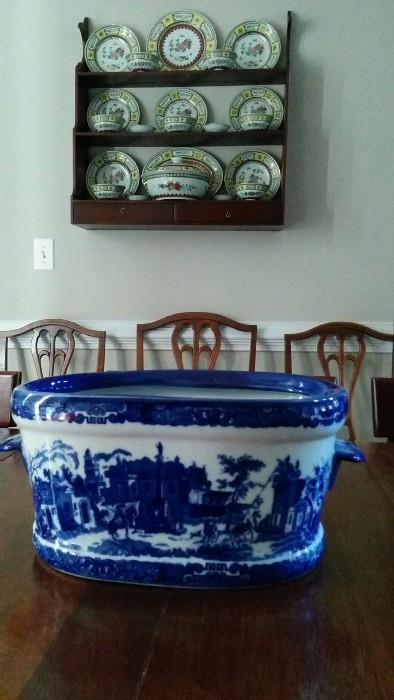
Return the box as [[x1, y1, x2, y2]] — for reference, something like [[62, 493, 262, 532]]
[[85, 25, 140, 72], [224, 151, 281, 199], [229, 87, 283, 131], [147, 10, 217, 70], [142, 148, 222, 196], [87, 89, 140, 131], [155, 88, 207, 130], [224, 21, 281, 69], [86, 151, 140, 198]]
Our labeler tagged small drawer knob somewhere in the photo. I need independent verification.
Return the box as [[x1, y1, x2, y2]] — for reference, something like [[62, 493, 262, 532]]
[[225, 210, 232, 218], [120, 207, 126, 214]]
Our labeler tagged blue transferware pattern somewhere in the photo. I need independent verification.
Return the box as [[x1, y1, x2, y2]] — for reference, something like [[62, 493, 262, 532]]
[[29, 438, 330, 586], [1, 370, 364, 587]]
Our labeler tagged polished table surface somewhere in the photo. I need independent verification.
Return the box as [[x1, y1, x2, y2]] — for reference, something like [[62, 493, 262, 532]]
[[0, 442, 393, 700]]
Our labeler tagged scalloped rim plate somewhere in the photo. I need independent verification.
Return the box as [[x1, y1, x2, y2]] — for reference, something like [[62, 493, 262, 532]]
[[224, 150, 281, 199], [224, 20, 281, 69], [146, 10, 217, 70], [87, 89, 140, 131], [229, 87, 283, 131], [155, 88, 208, 131], [142, 148, 223, 196], [86, 151, 140, 198], [85, 24, 140, 72]]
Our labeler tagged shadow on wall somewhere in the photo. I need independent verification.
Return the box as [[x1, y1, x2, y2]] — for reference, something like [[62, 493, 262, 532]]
[[285, 17, 333, 232]]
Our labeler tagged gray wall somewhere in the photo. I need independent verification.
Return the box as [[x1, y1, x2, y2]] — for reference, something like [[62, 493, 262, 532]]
[[1, 1, 393, 438]]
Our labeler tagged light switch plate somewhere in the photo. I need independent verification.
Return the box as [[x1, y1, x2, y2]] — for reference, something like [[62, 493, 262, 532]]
[[34, 239, 54, 270]]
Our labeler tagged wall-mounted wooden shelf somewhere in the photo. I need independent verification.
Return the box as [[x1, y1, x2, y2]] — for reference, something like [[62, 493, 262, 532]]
[[71, 13, 292, 231]]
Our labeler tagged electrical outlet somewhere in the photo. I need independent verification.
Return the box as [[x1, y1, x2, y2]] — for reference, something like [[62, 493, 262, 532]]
[[34, 238, 54, 270]]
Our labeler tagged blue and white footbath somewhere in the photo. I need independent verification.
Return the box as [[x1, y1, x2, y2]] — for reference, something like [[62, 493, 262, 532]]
[[1, 370, 364, 588]]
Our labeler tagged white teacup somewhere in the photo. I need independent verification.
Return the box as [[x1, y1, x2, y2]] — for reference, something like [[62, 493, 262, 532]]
[[163, 115, 197, 132], [90, 184, 125, 200]]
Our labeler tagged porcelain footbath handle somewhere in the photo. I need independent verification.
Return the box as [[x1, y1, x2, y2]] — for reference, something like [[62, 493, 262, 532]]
[[329, 439, 366, 490], [0, 434, 23, 456]]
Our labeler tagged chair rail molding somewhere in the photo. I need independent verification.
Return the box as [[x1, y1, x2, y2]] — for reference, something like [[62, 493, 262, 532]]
[[0, 321, 392, 353]]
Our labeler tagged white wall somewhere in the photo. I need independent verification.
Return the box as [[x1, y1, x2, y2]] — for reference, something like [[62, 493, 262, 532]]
[[0, 0, 393, 321], [0, 1, 393, 439]]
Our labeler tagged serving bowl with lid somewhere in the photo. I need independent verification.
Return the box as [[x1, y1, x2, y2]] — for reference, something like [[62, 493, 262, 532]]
[[142, 156, 210, 199], [0, 370, 364, 588]]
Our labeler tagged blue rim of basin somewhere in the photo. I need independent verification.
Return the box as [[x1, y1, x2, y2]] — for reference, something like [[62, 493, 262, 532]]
[[11, 369, 348, 430]]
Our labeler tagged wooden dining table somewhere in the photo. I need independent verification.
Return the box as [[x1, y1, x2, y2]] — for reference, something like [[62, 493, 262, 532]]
[[0, 441, 393, 700]]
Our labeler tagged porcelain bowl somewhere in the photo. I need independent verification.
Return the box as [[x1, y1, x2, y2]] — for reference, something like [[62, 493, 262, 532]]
[[163, 115, 197, 132], [0, 370, 364, 588], [90, 114, 125, 132], [143, 170, 209, 199], [200, 49, 237, 70], [143, 156, 211, 199], [239, 113, 273, 131], [233, 183, 270, 200], [204, 122, 230, 133], [126, 52, 161, 71], [127, 124, 155, 133], [90, 184, 125, 199]]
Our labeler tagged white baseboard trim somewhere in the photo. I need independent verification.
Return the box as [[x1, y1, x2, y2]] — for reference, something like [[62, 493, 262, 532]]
[[1, 320, 393, 353]]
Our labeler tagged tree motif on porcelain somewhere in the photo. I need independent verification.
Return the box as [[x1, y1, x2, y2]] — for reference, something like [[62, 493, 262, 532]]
[[28, 439, 330, 586]]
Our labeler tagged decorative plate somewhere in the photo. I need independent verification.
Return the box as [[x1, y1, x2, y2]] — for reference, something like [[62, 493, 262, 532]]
[[87, 90, 140, 131], [224, 151, 281, 199], [155, 89, 207, 131], [224, 21, 281, 69], [229, 88, 283, 131], [86, 151, 140, 198], [84, 25, 140, 72], [142, 148, 223, 196], [146, 10, 217, 70]]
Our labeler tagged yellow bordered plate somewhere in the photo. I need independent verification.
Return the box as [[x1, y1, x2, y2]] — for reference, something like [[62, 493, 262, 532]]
[[229, 88, 283, 131], [155, 89, 207, 131], [146, 10, 217, 70], [224, 151, 281, 199], [85, 25, 140, 72], [87, 90, 140, 131], [142, 148, 223, 196], [86, 151, 140, 198], [224, 21, 281, 69]]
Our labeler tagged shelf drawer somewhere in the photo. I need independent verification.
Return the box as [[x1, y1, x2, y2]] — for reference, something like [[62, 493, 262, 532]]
[[72, 200, 174, 228], [174, 199, 284, 229]]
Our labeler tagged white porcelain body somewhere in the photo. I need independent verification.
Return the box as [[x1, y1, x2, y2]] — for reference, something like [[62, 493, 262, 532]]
[[1, 371, 364, 588], [163, 116, 196, 132], [144, 171, 209, 199], [90, 184, 125, 199], [233, 183, 268, 200], [204, 122, 230, 132], [239, 114, 273, 130], [90, 115, 125, 132], [200, 50, 237, 70], [126, 52, 161, 71]]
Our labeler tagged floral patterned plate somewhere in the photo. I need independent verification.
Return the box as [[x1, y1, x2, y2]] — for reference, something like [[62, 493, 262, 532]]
[[147, 10, 217, 70], [87, 89, 140, 131], [224, 21, 281, 69], [229, 87, 283, 131], [142, 148, 223, 196], [85, 25, 140, 72], [224, 151, 281, 199], [86, 151, 140, 198], [155, 88, 207, 131]]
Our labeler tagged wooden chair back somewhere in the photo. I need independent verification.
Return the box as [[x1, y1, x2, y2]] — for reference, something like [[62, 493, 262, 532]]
[[371, 377, 394, 442], [0, 371, 22, 428], [0, 320, 106, 377], [136, 312, 257, 371], [284, 321, 394, 442]]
